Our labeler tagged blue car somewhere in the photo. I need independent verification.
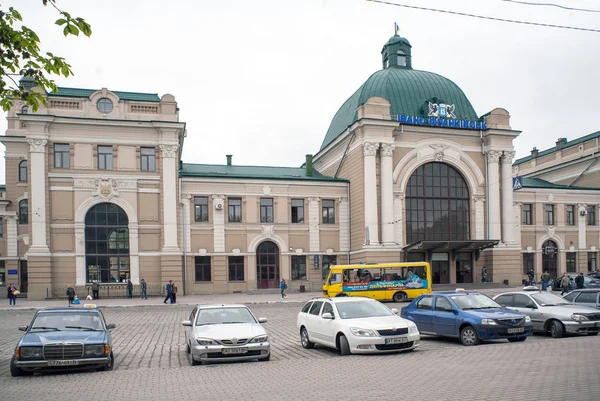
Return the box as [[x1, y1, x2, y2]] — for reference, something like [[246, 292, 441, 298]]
[[401, 291, 533, 346], [10, 307, 116, 376]]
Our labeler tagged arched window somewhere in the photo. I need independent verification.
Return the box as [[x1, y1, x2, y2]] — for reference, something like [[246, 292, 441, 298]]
[[18, 160, 27, 182], [21, 106, 29, 114], [542, 240, 558, 278], [19, 199, 28, 224], [406, 162, 470, 243]]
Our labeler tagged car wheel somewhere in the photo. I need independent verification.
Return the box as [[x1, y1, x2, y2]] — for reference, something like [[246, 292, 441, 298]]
[[549, 320, 564, 338], [301, 327, 315, 349], [259, 353, 271, 362], [393, 292, 407, 302], [507, 337, 527, 343], [185, 342, 190, 354], [190, 354, 202, 366], [338, 334, 351, 356], [10, 355, 32, 377], [460, 326, 480, 346], [99, 352, 114, 371]]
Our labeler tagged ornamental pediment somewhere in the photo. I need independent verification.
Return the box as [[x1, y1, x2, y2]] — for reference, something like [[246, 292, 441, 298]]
[[74, 178, 137, 199]]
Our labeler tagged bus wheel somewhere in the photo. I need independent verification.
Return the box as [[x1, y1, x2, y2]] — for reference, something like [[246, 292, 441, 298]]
[[336, 293, 349, 297], [393, 292, 407, 302]]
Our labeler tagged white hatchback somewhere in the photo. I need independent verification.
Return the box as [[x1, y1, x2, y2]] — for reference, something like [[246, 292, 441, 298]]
[[296, 297, 420, 355]]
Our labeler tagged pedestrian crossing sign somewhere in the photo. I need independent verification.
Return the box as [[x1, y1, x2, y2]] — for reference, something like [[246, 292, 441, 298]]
[[512, 176, 523, 190]]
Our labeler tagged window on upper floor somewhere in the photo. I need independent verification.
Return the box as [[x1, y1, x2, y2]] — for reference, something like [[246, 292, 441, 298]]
[[194, 197, 209, 222], [291, 199, 304, 224], [140, 147, 156, 172], [322, 199, 335, 224], [228, 198, 242, 223], [588, 206, 596, 226], [260, 198, 273, 223], [21, 106, 29, 114], [397, 50, 407, 66], [566, 205, 575, 226], [97, 98, 113, 114], [544, 204, 554, 226], [54, 144, 70, 168], [98, 146, 113, 170], [522, 204, 533, 225], [18, 160, 27, 182], [19, 199, 28, 224]]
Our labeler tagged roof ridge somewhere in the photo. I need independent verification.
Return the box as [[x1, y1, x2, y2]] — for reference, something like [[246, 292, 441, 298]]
[[54, 86, 159, 96], [514, 130, 600, 165]]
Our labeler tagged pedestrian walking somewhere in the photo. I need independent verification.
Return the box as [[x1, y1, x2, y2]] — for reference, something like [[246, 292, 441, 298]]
[[140, 278, 147, 299], [127, 279, 133, 298], [280, 279, 287, 298], [66, 284, 76, 306], [7, 284, 17, 306], [541, 270, 551, 291], [171, 282, 177, 304], [163, 280, 173, 304], [92, 280, 100, 300], [527, 268, 535, 286], [481, 266, 487, 283], [560, 273, 571, 295], [575, 273, 585, 289]]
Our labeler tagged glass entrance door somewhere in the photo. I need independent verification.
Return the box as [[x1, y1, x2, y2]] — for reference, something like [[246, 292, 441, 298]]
[[256, 241, 280, 289], [456, 252, 473, 283], [432, 252, 449, 284]]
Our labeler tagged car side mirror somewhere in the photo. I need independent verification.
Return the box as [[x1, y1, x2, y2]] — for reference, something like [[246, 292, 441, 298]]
[[322, 312, 334, 320], [258, 317, 267, 324], [106, 323, 116, 330], [525, 303, 536, 309], [18, 325, 28, 331], [452, 309, 459, 315], [391, 308, 399, 315], [182, 320, 192, 327]]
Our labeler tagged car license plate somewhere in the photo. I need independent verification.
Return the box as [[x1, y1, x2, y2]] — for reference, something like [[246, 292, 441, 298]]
[[385, 337, 408, 345], [48, 360, 79, 366], [507, 328, 525, 334], [222, 347, 248, 355]]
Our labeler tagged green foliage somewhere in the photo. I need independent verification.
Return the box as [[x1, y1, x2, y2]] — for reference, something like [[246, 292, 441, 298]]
[[0, 1, 91, 111]]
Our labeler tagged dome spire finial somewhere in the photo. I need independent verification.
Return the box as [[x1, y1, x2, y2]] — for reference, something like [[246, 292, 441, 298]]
[[381, 31, 412, 70], [394, 22, 400, 36]]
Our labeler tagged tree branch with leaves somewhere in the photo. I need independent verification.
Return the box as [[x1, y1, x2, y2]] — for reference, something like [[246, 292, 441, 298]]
[[0, 0, 91, 111]]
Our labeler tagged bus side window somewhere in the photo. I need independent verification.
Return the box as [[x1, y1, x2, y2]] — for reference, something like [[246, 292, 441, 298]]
[[330, 273, 342, 285]]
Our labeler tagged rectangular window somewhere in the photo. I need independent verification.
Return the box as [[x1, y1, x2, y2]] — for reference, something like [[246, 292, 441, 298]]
[[523, 253, 534, 276], [98, 145, 113, 170], [228, 198, 242, 222], [140, 147, 156, 171], [588, 206, 596, 225], [522, 204, 532, 225], [588, 252, 597, 272], [194, 256, 211, 282], [322, 255, 337, 280], [260, 198, 274, 223], [0, 217, 3, 237], [228, 256, 245, 281], [194, 197, 209, 222], [19, 200, 28, 224], [54, 143, 70, 168], [291, 256, 307, 280], [566, 205, 575, 226], [544, 204, 554, 226], [291, 199, 304, 223], [566, 252, 577, 273], [322, 199, 335, 224], [0, 260, 5, 285]]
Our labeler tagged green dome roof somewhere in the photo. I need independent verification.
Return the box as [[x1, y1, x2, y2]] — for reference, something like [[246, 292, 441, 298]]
[[320, 36, 478, 151]]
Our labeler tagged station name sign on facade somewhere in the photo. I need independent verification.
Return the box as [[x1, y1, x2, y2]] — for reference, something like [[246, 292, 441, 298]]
[[397, 102, 487, 130]]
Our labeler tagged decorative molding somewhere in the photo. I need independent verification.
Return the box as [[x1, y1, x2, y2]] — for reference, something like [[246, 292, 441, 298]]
[[547, 194, 554, 202], [307, 197, 320, 205], [501, 150, 516, 164], [486, 150, 502, 163], [472, 195, 486, 203], [74, 179, 96, 189], [380, 143, 396, 157], [545, 226, 556, 238], [27, 138, 47, 153], [261, 225, 275, 239], [262, 185, 272, 195], [363, 141, 379, 156], [159, 144, 178, 158], [92, 178, 119, 200]]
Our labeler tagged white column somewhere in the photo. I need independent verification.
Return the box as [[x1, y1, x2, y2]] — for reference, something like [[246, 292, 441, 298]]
[[578, 204, 587, 249], [364, 142, 380, 245], [27, 138, 50, 253], [212, 195, 225, 252], [473, 195, 485, 240], [75, 223, 86, 286], [159, 144, 180, 252], [129, 223, 140, 284], [393, 193, 404, 246], [380, 143, 395, 245], [182, 195, 192, 252], [513, 201, 522, 247], [501, 151, 516, 244], [7, 215, 18, 257], [308, 197, 320, 252], [339, 197, 349, 252], [486, 151, 502, 240]]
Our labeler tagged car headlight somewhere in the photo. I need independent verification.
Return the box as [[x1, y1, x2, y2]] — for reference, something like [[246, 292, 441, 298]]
[[525, 316, 531, 323], [85, 345, 106, 356], [249, 335, 269, 343], [19, 346, 42, 358], [481, 318, 498, 325], [408, 322, 419, 334], [196, 338, 218, 345], [571, 314, 589, 322], [350, 328, 377, 337]]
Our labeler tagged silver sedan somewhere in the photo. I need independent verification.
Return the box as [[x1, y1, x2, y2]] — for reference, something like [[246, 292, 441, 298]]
[[182, 304, 271, 365], [493, 290, 600, 338]]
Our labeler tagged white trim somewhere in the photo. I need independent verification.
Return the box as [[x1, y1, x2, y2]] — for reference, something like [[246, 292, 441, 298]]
[[248, 234, 288, 253], [181, 179, 348, 188], [138, 251, 162, 256], [50, 252, 76, 257], [537, 235, 565, 250], [49, 172, 161, 180], [49, 186, 74, 191], [138, 188, 160, 193]]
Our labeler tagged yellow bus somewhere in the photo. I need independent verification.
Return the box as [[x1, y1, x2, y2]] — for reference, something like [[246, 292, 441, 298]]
[[322, 262, 432, 302]]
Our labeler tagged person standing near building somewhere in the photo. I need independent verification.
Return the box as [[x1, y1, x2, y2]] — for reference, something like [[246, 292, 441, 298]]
[[280, 279, 287, 299], [127, 279, 133, 298], [575, 273, 585, 289], [541, 270, 551, 291], [163, 280, 173, 304], [560, 273, 571, 295], [92, 280, 100, 300], [66, 285, 76, 306], [481, 266, 487, 283], [140, 278, 147, 299], [171, 282, 177, 304], [527, 268, 535, 286], [7, 284, 17, 306]]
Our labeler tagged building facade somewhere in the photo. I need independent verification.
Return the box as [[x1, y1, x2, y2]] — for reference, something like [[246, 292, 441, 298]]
[[2, 35, 598, 299]]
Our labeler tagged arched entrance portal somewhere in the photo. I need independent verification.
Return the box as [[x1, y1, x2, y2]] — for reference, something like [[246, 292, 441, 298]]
[[256, 241, 280, 289], [85, 203, 130, 283], [542, 240, 559, 279]]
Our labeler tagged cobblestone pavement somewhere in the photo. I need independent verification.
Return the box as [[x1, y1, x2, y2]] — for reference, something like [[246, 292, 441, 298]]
[[1, 302, 598, 400]]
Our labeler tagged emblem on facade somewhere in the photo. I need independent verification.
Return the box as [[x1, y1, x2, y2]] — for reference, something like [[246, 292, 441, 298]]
[[546, 226, 556, 237], [92, 178, 119, 200], [428, 102, 456, 118], [430, 144, 448, 161], [261, 225, 275, 239]]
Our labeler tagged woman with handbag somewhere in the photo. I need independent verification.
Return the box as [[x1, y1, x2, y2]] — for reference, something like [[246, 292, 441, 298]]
[[7, 284, 17, 306]]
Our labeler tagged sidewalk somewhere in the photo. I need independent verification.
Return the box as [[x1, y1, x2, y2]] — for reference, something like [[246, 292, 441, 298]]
[[0, 285, 528, 311]]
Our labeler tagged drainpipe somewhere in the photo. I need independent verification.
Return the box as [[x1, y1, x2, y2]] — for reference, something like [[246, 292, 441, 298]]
[[179, 175, 187, 295], [347, 179, 351, 264]]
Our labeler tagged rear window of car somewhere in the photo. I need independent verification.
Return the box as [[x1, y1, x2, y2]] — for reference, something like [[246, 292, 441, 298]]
[[301, 301, 313, 313], [416, 296, 432, 310], [309, 301, 323, 315]]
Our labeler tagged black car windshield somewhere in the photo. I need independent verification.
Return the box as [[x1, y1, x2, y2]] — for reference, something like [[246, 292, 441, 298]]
[[531, 293, 570, 306], [450, 294, 500, 310], [336, 301, 394, 319], [195, 307, 256, 325], [30, 312, 104, 331]]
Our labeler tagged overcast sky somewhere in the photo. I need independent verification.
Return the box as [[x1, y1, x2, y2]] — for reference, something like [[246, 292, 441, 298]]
[[2, 0, 599, 184]]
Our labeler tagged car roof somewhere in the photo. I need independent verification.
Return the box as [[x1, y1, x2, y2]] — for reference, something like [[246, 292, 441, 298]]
[[38, 307, 100, 312], [308, 297, 377, 303], [568, 289, 600, 292], [195, 304, 249, 309], [432, 291, 481, 296]]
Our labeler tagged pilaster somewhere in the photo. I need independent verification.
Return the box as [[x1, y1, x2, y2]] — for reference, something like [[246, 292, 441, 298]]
[[380, 143, 395, 245], [339, 197, 349, 252], [473, 195, 486, 240], [393, 192, 404, 246], [212, 195, 225, 253], [577, 204, 587, 249], [159, 144, 180, 253], [486, 150, 502, 240], [500, 150, 515, 244], [26, 137, 50, 254], [308, 197, 320, 252], [363, 141, 379, 245]]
